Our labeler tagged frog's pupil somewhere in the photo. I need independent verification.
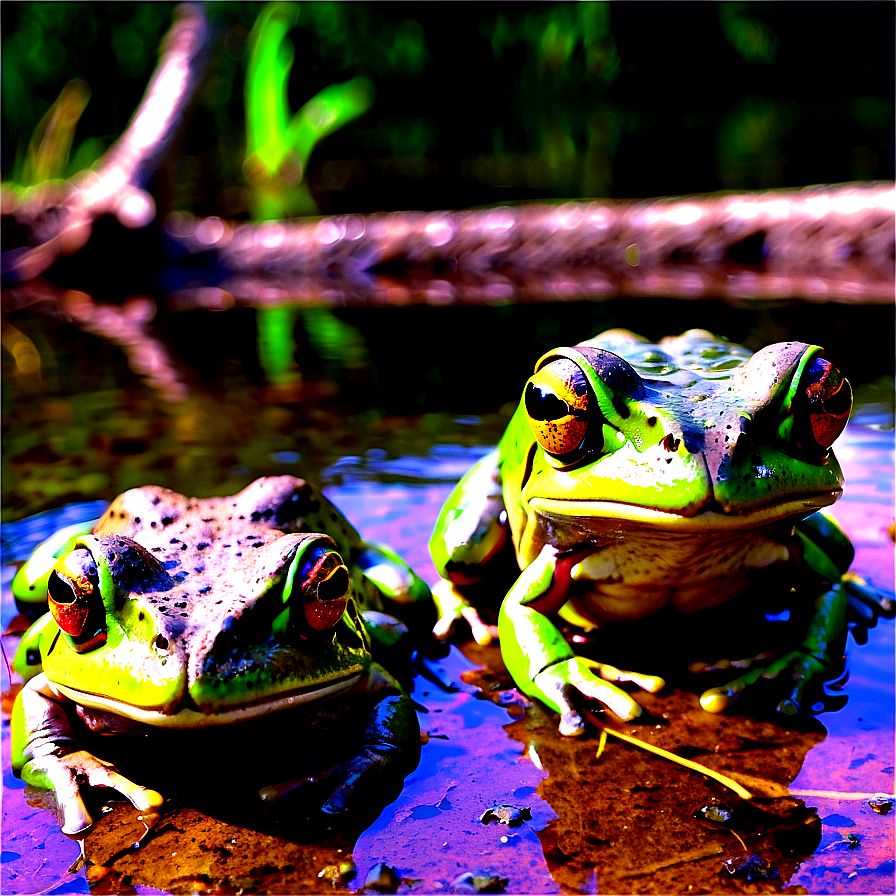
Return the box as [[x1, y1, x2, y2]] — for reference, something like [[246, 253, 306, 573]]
[[48, 572, 77, 605], [317, 566, 349, 602], [525, 383, 573, 422]]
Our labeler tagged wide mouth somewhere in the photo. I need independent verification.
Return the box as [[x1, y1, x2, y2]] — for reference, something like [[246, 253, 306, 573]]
[[50, 670, 362, 729], [529, 489, 841, 531]]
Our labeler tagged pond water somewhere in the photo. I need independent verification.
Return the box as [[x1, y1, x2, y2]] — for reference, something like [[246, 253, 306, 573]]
[[1, 292, 894, 895]]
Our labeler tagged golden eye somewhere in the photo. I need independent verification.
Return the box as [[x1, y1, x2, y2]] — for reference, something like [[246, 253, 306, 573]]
[[48, 549, 107, 652], [524, 358, 590, 460], [794, 358, 852, 454]]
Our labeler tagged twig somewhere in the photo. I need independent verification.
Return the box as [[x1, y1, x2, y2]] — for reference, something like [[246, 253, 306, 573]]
[[791, 789, 896, 801], [618, 844, 725, 878], [2, 3, 210, 283], [164, 182, 895, 283], [585, 711, 754, 800]]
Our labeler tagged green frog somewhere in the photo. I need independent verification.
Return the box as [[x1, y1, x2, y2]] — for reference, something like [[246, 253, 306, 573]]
[[11, 475, 432, 837], [431, 329, 888, 736]]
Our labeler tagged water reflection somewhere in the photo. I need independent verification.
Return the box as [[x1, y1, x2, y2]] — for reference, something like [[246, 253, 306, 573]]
[[2, 422, 891, 894], [1, 256, 893, 895]]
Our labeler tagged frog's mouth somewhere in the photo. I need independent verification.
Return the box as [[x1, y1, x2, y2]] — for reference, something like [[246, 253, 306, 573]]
[[52, 669, 363, 729], [530, 488, 840, 530]]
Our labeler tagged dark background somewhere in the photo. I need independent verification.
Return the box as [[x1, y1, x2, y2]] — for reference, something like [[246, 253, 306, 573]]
[[2, 2, 894, 514], [3, 2, 894, 216]]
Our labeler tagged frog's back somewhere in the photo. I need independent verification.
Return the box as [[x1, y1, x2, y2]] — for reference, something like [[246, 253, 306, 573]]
[[94, 476, 361, 560]]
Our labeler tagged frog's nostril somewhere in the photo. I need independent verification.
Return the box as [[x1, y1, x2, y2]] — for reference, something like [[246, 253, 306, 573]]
[[661, 433, 681, 453]]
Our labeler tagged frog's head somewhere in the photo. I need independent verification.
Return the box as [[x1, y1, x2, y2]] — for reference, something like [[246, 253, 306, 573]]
[[29, 530, 370, 728], [502, 329, 851, 563]]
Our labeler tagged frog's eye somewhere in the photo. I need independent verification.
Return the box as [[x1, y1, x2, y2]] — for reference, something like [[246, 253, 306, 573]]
[[525, 358, 591, 462], [47, 549, 107, 652], [296, 546, 350, 633], [792, 357, 852, 454]]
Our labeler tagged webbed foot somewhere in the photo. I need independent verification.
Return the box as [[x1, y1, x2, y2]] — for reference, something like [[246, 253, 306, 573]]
[[21, 749, 163, 838], [432, 579, 498, 645], [259, 691, 420, 820], [696, 649, 831, 716], [843, 572, 895, 638], [533, 656, 665, 736]]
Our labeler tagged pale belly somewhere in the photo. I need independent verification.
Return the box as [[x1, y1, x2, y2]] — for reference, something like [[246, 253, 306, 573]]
[[557, 523, 792, 626]]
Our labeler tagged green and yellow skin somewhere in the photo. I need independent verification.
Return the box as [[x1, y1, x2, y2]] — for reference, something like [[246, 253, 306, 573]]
[[11, 476, 431, 837], [431, 329, 886, 736]]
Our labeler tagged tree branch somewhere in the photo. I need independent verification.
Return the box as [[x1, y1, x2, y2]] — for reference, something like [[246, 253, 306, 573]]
[[2, 3, 210, 284]]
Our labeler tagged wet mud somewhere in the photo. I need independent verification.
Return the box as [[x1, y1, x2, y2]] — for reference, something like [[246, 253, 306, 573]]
[[4, 625, 893, 895]]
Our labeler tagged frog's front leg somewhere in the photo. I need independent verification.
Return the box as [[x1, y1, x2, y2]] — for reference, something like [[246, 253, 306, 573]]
[[356, 541, 435, 634], [259, 664, 420, 817], [430, 449, 507, 644], [699, 584, 847, 716], [11, 675, 164, 837], [699, 530, 851, 716], [498, 545, 664, 736]]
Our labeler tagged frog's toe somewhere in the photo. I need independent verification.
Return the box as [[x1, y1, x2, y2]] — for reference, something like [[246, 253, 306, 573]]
[[843, 573, 895, 624], [32, 750, 163, 839], [558, 706, 587, 737], [433, 601, 495, 645], [55, 780, 94, 839], [699, 685, 739, 714], [432, 580, 495, 645], [261, 751, 398, 821], [700, 650, 830, 715], [461, 606, 498, 645], [320, 751, 389, 816], [699, 660, 773, 712], [580, 658, 665, 695], [433, 608, 461, 642], [534, 658, 643, 734]]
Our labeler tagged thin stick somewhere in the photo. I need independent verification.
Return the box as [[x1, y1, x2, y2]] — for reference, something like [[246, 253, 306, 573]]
[[791, 789, 895, 801], [586, 712, 753, 800]]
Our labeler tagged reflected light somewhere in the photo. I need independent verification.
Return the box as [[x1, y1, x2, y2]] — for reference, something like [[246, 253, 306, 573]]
[[117, 189, 156, 229], [424, 219, 455, 246], [314, 219, 343, 245], [664, 203, 702, 226], [2, 323, 42, 377], [483, 207, 516, 231], [194, 216, 227, 246], [259, 221, 286, 249]]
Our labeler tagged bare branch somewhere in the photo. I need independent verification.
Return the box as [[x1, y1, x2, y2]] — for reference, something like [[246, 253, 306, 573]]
[[164, 182, 895, 304], [2, 3, 210, 283]]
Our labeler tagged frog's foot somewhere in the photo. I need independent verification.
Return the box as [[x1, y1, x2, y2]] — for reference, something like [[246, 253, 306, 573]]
[[259, 693, 420, 820], [358, 543, 432, 607], [432, 579, 497, 645], [697, 649, 830, 716], [533, 657, 665, 736], [21, 750, 163, 838], [843, 572, 895, 631]]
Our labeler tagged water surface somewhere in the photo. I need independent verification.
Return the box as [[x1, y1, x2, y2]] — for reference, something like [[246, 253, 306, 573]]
[[1, 296, 893, 894]]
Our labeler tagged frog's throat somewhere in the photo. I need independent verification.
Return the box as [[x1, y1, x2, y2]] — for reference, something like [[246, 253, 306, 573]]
[[529, 490, 839, 529], [49, 673, 362, 729]]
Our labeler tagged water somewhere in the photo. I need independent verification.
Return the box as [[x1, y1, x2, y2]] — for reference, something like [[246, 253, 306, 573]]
[[1, 296, 894, 894]]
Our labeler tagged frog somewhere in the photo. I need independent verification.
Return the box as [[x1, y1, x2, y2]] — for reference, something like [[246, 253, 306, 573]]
[[10, 475, 433, 837], [430, 329, 892, 736]]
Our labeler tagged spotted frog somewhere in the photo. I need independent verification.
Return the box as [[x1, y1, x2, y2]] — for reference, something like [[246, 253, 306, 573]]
[[11, 475, 432, 836], [430, 329, 890, 735]]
